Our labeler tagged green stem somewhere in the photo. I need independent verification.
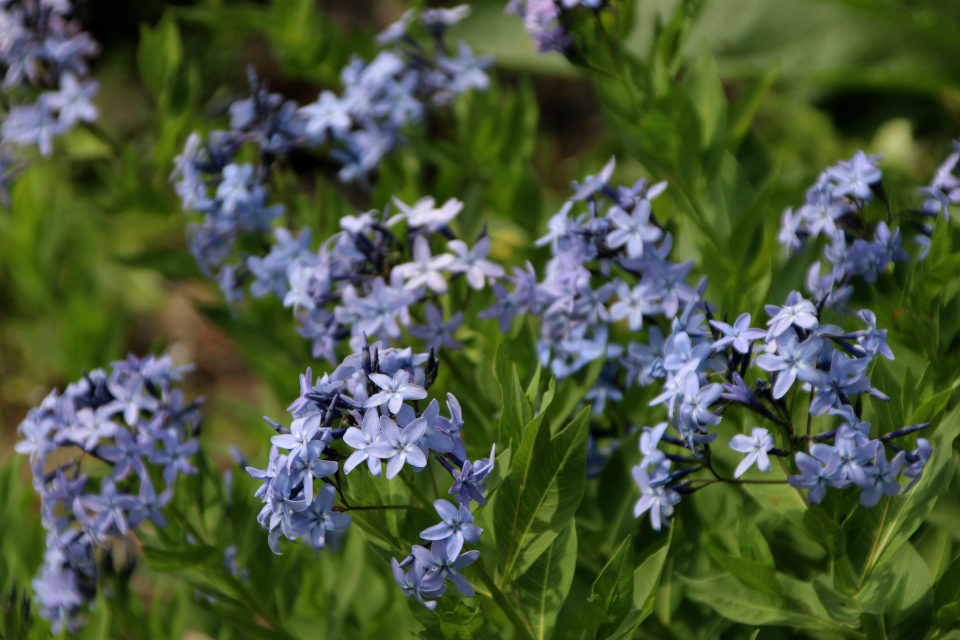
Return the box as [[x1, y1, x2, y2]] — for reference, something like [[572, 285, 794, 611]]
[[472, 560, 536, 640]]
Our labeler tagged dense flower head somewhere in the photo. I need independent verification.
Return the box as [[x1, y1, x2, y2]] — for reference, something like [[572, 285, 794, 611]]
[[776, 148, 956, 309], [172, 7, 495, 360], [246, 340, 493, 608], [628, 284, 932, 531], [172, 5, 490, 268], [16, 354, 201, 632], [477, 157, 695, 390], [0, 0, 100, 200], [190, 191, 494, 361]]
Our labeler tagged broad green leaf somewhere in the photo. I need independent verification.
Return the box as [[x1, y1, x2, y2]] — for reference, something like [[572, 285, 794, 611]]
[[909, 388, 954, 430], [494, 408, 591, 583], [812, 579, 861, 628], [633, 536, 671, 612], [737, 510, 774, 566], [683, 574, 788, 626], [684, 574, 841, 632], [886, 543, 934, 638], [707, 543, 783, 599], [515, 522, 578, 640], [940, 603, 960, 631]]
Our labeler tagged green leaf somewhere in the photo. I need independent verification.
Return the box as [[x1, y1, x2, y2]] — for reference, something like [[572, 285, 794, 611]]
[[633, 536, 671, 613], [871, 358, 903, 436], [737, 510, 774, 566], [494, 343, 531, 448], [940, 603, 960, 631], [412, 600, 499, 640], [494, 408, 591, 583], [727, 61, 779, 151], [683, 574, 789, 626], [515, 522, 578, 640], [582, 536, 634, 639], [844, 406, 960, 587], [935, 556, 960, 629], [707, 543, 783, 599], [136, 13, 182, 102], [909, 388, 954, 429], [684, 574, 839, 631]]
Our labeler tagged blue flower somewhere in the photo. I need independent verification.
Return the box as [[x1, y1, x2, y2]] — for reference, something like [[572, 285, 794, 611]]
[[365, 370, 428, 414], [150, 433, 200, 486], [412, 544, 479, 596], [104, 375, 159, 427], [606, 200, 662, 258], [632, 462, 680, 531], [343, 407, 384, 476], [363, 415, 429, 479], [787, 452, 849, 505], [395, 235, 455, 294], [610, 281, 658, 331], [765, 291, 818, 339], [811, 434, 875, 486], [419, 499, 482, 557], [79, 477, 137, 536], [447, 237, 504, 290], [290, 484, 352, 549], [408, 304, 463, 351], [728, 428, 774, 478], [392, 558, 446, 610], [854, 444, 904, 507], [97, 427, 150, 480], [826, 150, 882, 201], [679, 376, 723, 428], [778, 207, 805, 255], [570, 156, 615, 201], [299, 90, 352, 139], [270, 413, 327, 470], [448, 445, 495, 507], [709, 313, 767, 354], [755, 334, 823, 399], [904, 438, 932, 491], [856, 309, 894, 361]]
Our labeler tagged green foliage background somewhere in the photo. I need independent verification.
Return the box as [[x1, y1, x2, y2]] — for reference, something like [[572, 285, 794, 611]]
[[2, 0, 960, 638]]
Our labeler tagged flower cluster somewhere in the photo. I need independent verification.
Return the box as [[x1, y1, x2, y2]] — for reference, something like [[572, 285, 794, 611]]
[[630, 289, 932, 531], [15, 354, 201, 632], [172, 5, 490, 282], [477, 157, 698, 404], [777, 150, 947, 309], [919, 140, 960, 223], [189, 191, 499, 361], [246, 341, 494, 609], [506, 0, 604, 53], [0, 0, 100, 204]]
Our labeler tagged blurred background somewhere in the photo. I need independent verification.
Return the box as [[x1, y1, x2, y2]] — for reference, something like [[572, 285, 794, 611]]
[[2, 0, 960, 633]]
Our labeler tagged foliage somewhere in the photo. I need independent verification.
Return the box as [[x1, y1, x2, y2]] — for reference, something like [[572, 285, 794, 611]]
[[2, 1, 960, 639]]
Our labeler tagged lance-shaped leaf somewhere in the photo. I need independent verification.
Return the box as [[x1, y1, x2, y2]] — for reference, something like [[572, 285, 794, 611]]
[[494, 408, 590, 584], [581, 536, 635, 640], [514, 522, 578, 640], [843, 406, 960, 587], [494, 344, 531, 448]]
